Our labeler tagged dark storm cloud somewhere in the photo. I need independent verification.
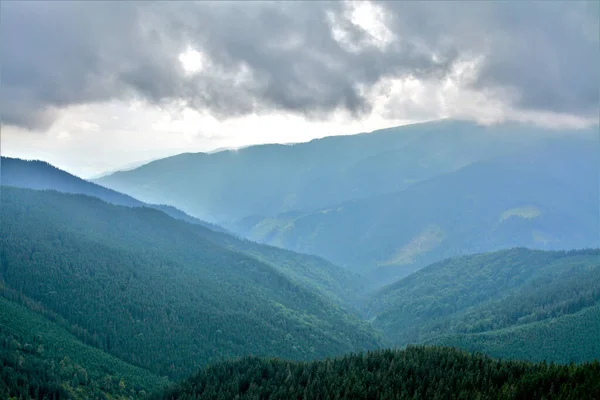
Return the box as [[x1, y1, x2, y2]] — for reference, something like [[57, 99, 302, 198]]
[[376, 1, 599, 116], [1, 1, 598, 130]]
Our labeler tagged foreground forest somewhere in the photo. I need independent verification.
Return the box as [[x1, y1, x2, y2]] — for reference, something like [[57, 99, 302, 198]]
[[154, 347, 600, 400]]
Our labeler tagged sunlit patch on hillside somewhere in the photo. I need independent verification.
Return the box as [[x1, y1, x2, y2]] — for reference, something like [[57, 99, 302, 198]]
[[249, 217, 296, 246], [381, 225, 445, 266], [500, 206, 541, 222], [532, 230, 554, 245], [319, 206, 344, 214]]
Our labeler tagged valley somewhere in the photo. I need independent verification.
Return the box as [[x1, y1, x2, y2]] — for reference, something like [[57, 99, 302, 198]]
[[3, 2, 599, 397], [1, 120, 599, 398]]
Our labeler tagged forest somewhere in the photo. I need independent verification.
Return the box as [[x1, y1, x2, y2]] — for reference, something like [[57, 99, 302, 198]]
[[368, 248, 600, 363], [0, 296, 167, 399], [0, 187, 382, 380], [154, 346, 600, 400], [3, 1, 599, 397]]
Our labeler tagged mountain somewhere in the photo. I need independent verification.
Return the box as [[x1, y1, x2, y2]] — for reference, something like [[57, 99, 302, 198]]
[[93, 121, 598, 283], [0, 156, 370, 306], [95, 120, 576, 225], [152, 346, 600, 400], [366, 248, 600, 363], [236, 138, 600, 281], [0, 156, 225, 232], [0, 187, 383, 380], [0, 295, 168, 399]]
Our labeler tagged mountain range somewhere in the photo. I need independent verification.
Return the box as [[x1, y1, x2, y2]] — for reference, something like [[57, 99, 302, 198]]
[[95, 120, 599, 283], [1, 120, 599, 398]]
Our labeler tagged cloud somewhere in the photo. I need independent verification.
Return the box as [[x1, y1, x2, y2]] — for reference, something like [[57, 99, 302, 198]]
[[1, 1, 598, 130]]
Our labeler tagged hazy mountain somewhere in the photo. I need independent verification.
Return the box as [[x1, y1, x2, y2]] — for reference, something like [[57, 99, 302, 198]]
[[1, 156, 142, 206], [237, 138, 600, 282], [0, 156, 225, 232], [0, 187, 382, 379], [367, 248, 600, 363], [153, 346, 600, 400], [95, 120, 577, 225]]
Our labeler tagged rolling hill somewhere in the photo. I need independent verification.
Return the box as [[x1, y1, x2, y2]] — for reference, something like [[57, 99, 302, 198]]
[[0, 187, 382, 380], [366, 248, 600, 363]]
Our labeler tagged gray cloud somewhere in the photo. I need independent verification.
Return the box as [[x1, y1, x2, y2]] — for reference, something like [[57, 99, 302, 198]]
[[1, 1, 598, 130]]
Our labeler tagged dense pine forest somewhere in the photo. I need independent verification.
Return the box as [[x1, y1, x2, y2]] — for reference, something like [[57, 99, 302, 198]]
[[154, 347, 600, 400], [368, 248, 600, 362], [0, 296, 167, 400], [0, 187, 382, 380]]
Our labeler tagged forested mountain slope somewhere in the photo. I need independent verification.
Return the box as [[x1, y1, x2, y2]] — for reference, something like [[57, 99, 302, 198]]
[[238, 140, 600, 281], [0, 187, 382, 379], [95, 120, 577, 224], [190, 227, 372, 306], [367, 248, 600, 362], [153, 346, 600, 400], [0, 295, 168, 399], [429, 303, 600, 364], [1, 157, 369, 305]]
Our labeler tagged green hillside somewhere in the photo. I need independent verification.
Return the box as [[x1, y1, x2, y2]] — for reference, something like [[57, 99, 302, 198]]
[[0, 295, 168, 399], [1, 157, 369, 306], [429, 303, 600, 364], [190, 226, 373, 307], [152, 346, 600, 400], [368, 248, 600, 362], [0, 187, 382, 380]]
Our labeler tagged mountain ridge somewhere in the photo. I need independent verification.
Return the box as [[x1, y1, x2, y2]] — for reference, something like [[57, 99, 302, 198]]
[[95, 119, 591, 224]]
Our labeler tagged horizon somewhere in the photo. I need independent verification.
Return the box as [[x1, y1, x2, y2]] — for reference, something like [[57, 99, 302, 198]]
[[2, 1, 598, 177], [5, 117, 599, 179]]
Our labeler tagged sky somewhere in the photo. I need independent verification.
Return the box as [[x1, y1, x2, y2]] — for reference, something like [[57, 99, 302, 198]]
[[1, 1, 599, 178]]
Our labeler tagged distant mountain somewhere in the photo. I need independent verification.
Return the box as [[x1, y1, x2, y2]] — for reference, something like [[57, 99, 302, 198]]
[[0, 295, 168, 399], [0, 187, 383, 379], [88, 156, 164, 180], [366, 248, 600, 363], [0, 156, 224, 232], [237, 139, 600, 281], [95, 120, 577, 225], [1, 156, 142, 206], [152, 346, 600, 400]]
